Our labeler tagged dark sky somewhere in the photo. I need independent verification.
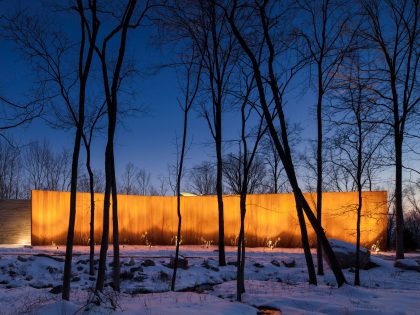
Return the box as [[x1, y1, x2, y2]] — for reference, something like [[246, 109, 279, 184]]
[[0, 1, 320, 186]]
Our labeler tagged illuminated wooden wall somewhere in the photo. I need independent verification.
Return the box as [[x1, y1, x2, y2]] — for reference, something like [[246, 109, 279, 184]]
[[31, 190, 388, 248]]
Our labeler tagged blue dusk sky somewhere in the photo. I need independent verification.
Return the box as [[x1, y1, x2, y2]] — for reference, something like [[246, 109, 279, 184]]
[[0, 1, 316, 183], [1, 1, 414, 190]]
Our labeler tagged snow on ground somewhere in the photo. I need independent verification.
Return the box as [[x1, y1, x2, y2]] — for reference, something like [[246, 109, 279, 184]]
[[0, 245, 419, 314]]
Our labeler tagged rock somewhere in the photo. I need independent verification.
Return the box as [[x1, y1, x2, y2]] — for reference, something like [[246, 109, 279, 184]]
[[50, 285, 63, 294], [105, 282, 114, 289], [77, 265, 84, 271], [192, 284, 213, 293], [169, 255, 188, 269], [30, 281, 50, 289], [394, 259, 420, 272], [17, 256, 28, 262], [120, 270, 134, 280], [182, 284, 214, 293], [363, 260, 380, 270], [325, 238, 370, 269], [127, 258, 135, 266], [133, 273, 148, 282], [254, 262, 264, 268], [25, 275, 33, 281], [202, 259, 219, 272], [271, 260, 281, 267], [157, 271, 170, 282], [76, 259, 88, 265], [227, 261, 238, 266], [129, 286, 153, 294], [34, 253, 64, 262], [8, 270, 17, 277], [282, 259, 295, 268], [71, 276, 81, 282], [141, 259, 155, 267], [47, 266, 59, 274], [89, 276, 96, 281], [130, 266, 144, 273]]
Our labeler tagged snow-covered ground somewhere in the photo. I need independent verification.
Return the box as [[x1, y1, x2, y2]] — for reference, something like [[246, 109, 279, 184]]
[[0, 245, 419, 314]]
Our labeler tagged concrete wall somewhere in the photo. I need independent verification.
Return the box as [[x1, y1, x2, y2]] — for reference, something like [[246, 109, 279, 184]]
[[31, 190, 388, 248], [0, 200, 31, 245]]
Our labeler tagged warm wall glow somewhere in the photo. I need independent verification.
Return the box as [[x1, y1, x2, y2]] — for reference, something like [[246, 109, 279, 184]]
[[31, 190, 388, 248]]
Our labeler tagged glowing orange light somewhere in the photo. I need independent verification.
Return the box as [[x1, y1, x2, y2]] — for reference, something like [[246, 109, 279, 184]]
[[31, 190, 388, 248]]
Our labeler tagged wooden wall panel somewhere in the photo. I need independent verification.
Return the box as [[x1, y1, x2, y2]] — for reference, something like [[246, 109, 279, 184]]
[[31, 190, 388, 248], [0, 200, 31, 244]]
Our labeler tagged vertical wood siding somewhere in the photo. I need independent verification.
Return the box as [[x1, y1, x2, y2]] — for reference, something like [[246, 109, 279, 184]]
[[0, 200, 31, 245], [31, 190, 388, 248]]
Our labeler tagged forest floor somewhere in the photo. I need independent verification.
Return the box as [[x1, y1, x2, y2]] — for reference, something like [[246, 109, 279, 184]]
[[0, 245, 419, 314]]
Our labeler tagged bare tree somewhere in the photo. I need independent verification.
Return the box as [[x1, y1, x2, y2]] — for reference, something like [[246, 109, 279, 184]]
[[188, 161, 217, 195], [223, 152, 266, 195], [62, 0, 98, 300], [120, 163, 152, 195], [231, 71, 267, 301], [5, 0, 99, 299], [261, 135, 288, 193], [136, 168, 152, 195], [222, 0, 346, 286], [296, 0, 358, 275], [160, 0, 238, 265], [24, 141, 49, 191], [0, 139, 23, 199], [45, 149, 71, 191], [24, 140, 71, 192], [78, 169, 105, 193], [359, 0, 419, 259], [91, 0, 157, 293], [329, 54, 385, 285], [171, 48, 203, 291], [80, 97, 106, 276], [403, 179, 420, 249], [167, 161, 178, 196], [199, 1, 236, 266], [155, 174, 168, 196], [121, 162, 138, 195], [0, 97, 44, 142]]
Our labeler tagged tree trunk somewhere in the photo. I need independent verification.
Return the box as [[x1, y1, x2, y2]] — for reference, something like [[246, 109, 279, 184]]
[[227, 9, 346, 286], [171, 193, 182, 291], [286, 163, 346, 286], [171, 109, 188, 291], [86, 147, 95, 276], [316, 89, 324, 276], [62, 124, 83, 300], [216, 127, 226, 266], [355, 191, 362, 285], [236, 192, 246, 301], [93, 0, 135, 293], [111, 151, 120, 291], [295, 196, 317, 285], [95, 144, 112, 292], [62, 0, 96, 299], [395, 137, 404, 259]]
